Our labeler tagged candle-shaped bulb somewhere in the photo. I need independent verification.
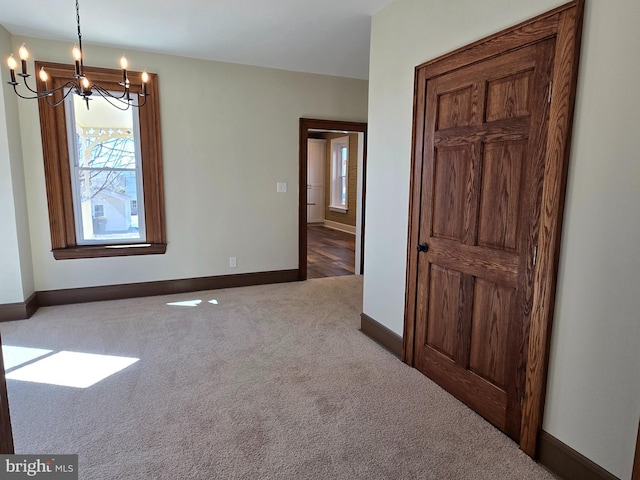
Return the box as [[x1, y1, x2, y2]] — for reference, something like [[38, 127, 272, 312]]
[[72, 45, 82, 77], [119, 55, 128, 85], [72, 45, 82, 61], [16, 44, 28, 75], [7, 53, 18, 87], [7, 54, 17, 83], [18, 44, 29, 60], [82, 77, 90, 89], [141, 70, 149, 96], [39, 67, 48, 83]]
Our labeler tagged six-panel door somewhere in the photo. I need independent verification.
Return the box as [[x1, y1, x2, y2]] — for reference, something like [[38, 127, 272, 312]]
[[413, 38, 555, 440]]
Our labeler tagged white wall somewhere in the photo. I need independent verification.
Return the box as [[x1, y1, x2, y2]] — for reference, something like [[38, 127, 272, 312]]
[[8, 35, 368, 291], [364, 0, 640, 478], [0, 25, 33, 303]]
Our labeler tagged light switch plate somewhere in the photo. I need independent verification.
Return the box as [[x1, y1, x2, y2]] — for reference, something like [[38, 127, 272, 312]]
[[277, 182, 287, 193]]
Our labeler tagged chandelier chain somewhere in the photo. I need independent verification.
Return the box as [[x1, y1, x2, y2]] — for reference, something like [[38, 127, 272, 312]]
[[76, 0, 84, 72]]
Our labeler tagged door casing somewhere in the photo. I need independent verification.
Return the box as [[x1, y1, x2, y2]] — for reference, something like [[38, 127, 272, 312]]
[[0, 330, 14, 453], [403, 0, 584, 457], [633, 420, 640, 480], [298, 118, 367, 280]]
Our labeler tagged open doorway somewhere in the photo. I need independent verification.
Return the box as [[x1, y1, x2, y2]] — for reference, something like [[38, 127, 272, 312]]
[[298, 119, 367, 281]]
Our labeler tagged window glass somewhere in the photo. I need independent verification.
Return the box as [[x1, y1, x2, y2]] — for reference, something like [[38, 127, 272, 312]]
[[340, 146, 348, 205], [330, 136, 349, 209], [65, 93, 146, 245]]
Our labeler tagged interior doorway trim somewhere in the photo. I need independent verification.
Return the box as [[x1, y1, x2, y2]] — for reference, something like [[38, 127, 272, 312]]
[[0, 330, 14, 454], [298, 118, 368, 281], [402, 0, 584, 457], [633, 419, 640, 480]]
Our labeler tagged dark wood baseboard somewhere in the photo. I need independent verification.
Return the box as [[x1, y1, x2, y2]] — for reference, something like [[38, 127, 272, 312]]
[[360, 312, 402, 358], [0, 293, 37, 322], [538, 431, 619, 480], [0, 270, 299, 319], [36, 269, 299, 307]]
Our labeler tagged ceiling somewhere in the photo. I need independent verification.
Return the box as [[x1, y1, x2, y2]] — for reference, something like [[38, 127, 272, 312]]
[[0, 0, 394, 80]]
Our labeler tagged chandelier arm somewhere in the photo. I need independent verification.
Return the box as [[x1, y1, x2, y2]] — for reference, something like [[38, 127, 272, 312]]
[[92, 84, 141, 110], [137, 94, 148, 108], [11, 81, 78, 102], [90, 87, 135, 111], [11, 84, 40, 101], [21, 77, 40, 94], [21, 77, 75, 97], [43, 87, 77, 108], [92, 83, 129, 101]]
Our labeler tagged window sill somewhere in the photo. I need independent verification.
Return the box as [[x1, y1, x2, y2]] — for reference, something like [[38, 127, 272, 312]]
[[52, 243, 167, 260], [328, 206, 348, 213]]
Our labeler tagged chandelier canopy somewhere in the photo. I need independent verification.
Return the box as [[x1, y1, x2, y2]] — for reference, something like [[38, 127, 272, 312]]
[[6, 0, 148, 110]]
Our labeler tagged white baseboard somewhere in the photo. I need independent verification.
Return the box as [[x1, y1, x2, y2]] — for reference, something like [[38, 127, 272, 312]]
[[323, 220, 356, 235]]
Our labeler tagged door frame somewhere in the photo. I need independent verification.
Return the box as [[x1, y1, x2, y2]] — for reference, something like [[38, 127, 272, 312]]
[[633, 419, 640, 480], [0, 331, 14, 453], [298, 118, 368, 280], [402, 0, 584, 457]]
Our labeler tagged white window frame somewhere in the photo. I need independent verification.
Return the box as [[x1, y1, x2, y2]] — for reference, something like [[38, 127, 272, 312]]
[[329, 136, 349, 212], [64, 91, 146, 245]]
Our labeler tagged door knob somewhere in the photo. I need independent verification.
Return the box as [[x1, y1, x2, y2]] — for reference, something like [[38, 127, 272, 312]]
[[417, 243, 429, 253]]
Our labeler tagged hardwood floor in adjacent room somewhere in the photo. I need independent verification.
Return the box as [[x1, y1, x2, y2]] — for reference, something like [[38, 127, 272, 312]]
[[307, 225, 355, 279]]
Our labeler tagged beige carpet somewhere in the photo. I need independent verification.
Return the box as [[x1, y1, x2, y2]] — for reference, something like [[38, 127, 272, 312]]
[[1, 276, 556, 479]]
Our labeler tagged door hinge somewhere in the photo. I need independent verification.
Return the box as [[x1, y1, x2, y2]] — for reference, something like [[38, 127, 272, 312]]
[[532, 246, 538, 267], [548, 81, 553, 103]]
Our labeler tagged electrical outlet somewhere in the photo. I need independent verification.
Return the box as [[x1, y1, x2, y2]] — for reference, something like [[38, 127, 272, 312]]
[[229, 257, 237, 268]]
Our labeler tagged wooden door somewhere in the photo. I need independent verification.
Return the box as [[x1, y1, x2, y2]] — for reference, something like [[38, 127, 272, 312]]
[[413, 39, 555, 441], [307, 139, 326, 223], [404, 1, 584, 455]]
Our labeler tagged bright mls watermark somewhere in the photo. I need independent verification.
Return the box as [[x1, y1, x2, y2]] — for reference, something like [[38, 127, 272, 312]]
[[0, 455, 77, 479]]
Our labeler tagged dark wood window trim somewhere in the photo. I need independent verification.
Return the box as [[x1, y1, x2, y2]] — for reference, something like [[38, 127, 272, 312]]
[[35, 61, 166, 260]]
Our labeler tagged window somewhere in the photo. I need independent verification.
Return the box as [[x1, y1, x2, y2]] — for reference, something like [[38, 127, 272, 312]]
[[35, 62, 166, 259], [65, 92, 146, 245], [329, 136, 349, 212]]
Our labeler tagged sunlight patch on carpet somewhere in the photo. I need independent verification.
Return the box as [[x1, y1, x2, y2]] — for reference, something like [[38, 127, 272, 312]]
[[2, 345, 53, 370], [166, 299, 202, 307], [6, 351, 139, 388]]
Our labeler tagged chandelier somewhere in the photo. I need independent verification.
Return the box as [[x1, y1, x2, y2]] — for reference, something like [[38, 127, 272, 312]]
[[5, 0, 148, 110]]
